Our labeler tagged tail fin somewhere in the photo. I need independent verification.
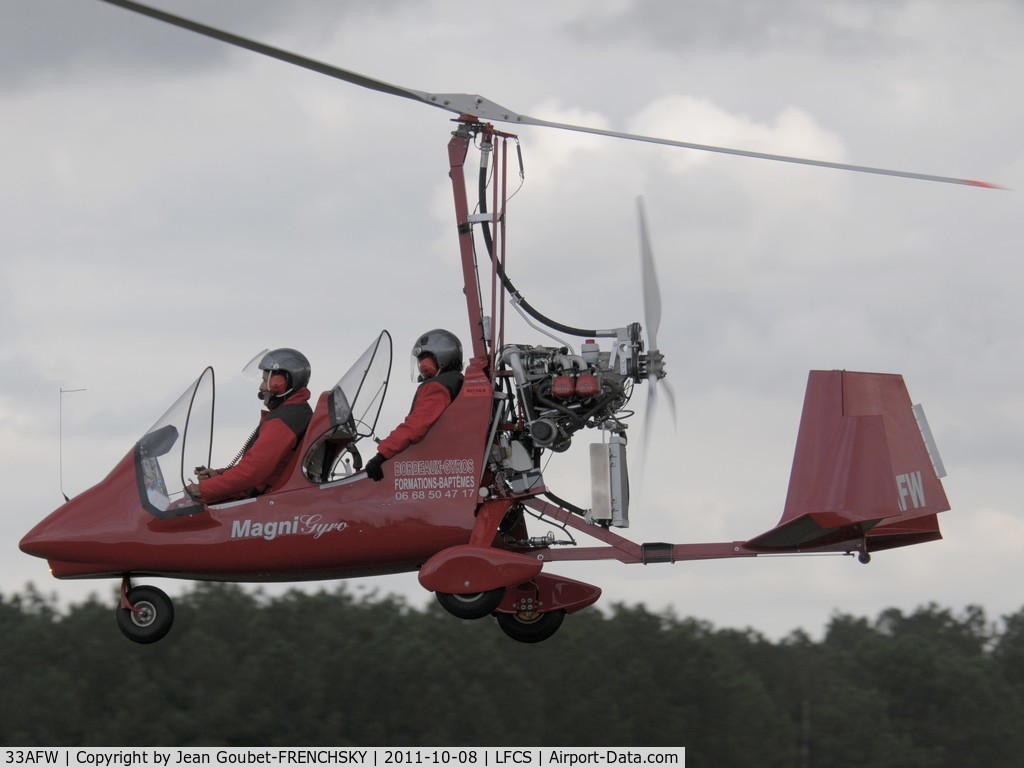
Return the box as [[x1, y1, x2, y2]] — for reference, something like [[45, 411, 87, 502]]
[[746, 370, 949, 554]]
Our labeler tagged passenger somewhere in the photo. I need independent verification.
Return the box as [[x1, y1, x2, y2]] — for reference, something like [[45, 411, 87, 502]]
[[187, 348, 313, 503], [364, 329, 463, 482]]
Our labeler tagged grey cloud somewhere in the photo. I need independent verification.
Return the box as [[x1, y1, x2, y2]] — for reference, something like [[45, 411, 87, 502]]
[[564, 0, 912, 57]]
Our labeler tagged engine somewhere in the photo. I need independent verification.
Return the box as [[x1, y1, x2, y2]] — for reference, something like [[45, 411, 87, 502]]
[[497, 324, 653, 453], [484, 328, 654, 524]]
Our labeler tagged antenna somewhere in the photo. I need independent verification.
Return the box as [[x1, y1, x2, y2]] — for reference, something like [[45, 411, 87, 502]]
[[59, 387, 86, 502]]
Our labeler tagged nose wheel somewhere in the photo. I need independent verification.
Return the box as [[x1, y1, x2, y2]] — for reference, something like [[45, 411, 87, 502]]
[[116, 579, 174, 644]]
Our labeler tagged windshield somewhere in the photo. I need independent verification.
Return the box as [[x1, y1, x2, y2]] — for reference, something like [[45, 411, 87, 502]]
[[332, 330, 392, 437], [135, 367, 214, 518], [303, 331, 393, 484]]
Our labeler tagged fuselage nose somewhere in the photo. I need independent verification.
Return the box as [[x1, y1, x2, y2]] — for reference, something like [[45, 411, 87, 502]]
[[19, 501, 86, 562], [20, 449, 140, 567], [19, 525, 50, 558]]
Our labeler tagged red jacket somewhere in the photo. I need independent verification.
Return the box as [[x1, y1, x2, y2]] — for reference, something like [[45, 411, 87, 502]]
[[377, 373, 461, 459], [199, 388, 312, 503]]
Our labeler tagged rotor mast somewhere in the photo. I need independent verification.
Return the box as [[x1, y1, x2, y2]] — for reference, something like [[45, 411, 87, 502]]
[[448, 118, 515, 377]]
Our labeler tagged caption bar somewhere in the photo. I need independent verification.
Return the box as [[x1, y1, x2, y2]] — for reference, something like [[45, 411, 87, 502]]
[[3, 750, 684, 768]]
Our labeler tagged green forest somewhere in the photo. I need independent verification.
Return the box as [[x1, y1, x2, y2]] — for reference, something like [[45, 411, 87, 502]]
[[3, 583, 1024, 767]]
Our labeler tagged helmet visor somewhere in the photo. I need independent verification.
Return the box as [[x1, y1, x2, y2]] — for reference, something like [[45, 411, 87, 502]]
[[241, 349, 270, 380]]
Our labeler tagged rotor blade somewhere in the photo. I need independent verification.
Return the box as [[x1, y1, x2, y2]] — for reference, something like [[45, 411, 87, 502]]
[[97, 0, 1001, 189], [518, 115, 1001, 188], [637, 196, 661, 351], [96, 0, 437, 107]]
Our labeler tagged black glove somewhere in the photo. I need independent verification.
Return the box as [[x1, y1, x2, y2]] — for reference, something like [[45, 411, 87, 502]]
[[365, 453, 385, 482]]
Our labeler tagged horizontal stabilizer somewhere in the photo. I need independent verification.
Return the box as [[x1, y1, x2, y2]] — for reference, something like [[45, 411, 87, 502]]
[[863, 513, 943, 552], [747, 370, 950, 554]]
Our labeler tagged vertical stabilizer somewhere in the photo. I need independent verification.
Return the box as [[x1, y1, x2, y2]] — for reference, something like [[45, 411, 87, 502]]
[[747, 371, 949, 552]]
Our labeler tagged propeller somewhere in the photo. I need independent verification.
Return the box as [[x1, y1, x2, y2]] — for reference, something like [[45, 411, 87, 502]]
[[636, 197, 677, 447], [95, 0, 1001, 189]]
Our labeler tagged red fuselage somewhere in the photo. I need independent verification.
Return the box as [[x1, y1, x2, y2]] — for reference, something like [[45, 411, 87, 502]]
[[21, 364, 497, 583]]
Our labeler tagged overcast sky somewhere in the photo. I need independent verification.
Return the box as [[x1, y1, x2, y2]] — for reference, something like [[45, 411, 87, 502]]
[[2, 0, 1021, 641]]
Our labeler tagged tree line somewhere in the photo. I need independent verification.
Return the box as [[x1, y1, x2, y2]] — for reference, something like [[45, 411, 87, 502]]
[[2, 582, 1023, 767]]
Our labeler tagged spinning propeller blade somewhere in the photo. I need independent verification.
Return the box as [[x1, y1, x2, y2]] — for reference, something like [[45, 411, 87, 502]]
[[638, 197, 661, 354], [96, 0, 1000, 189], [636, 197, 677, 446]]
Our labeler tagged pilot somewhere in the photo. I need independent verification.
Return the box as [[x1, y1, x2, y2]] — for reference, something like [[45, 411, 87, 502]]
[[187, 348, 313, 503], [364, 329, 463, 482]]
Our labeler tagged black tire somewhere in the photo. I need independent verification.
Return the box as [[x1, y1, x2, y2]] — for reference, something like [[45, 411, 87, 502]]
[[116, 585, 175, 644], [436, 588, 505, 620], [496, 609, 565, 643]]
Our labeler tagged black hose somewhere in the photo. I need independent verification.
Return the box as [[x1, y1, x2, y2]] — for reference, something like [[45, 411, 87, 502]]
[[477, 158, 603, 339], [542, 490, 588, 518]]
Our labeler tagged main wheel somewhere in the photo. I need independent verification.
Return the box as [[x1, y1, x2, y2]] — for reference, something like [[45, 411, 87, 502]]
[[116, 585, 175, 644], [436, 588, 505, 620], [496, 609, 565, 643]]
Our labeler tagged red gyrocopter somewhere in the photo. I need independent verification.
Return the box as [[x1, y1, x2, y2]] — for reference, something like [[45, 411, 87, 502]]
[[22, 0, 983, 643]]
